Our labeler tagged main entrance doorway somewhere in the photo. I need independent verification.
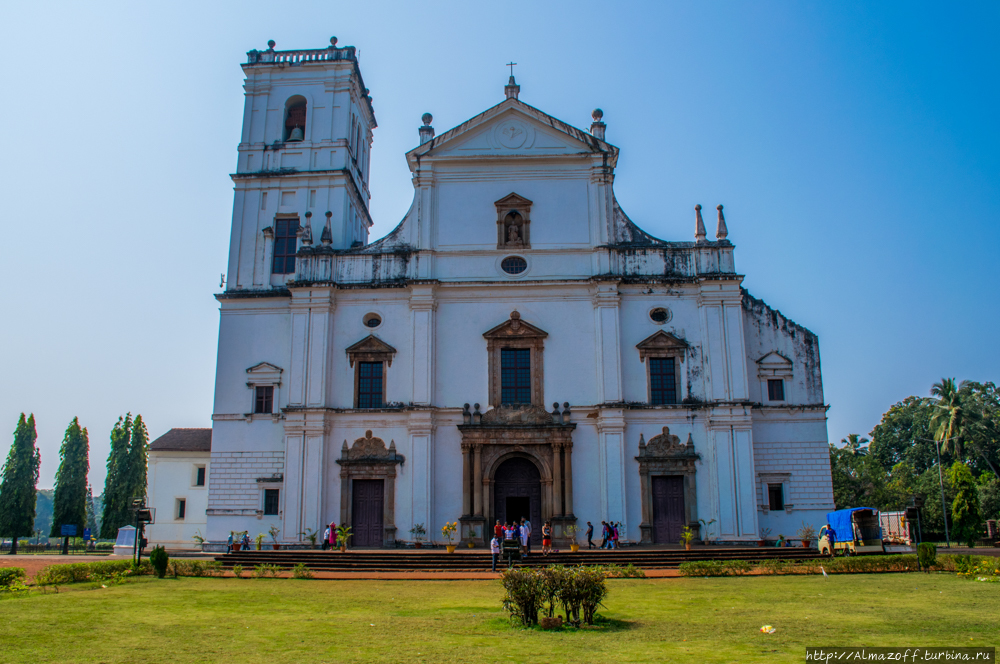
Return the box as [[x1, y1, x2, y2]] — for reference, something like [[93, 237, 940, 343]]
[[351, 479, 384, 547], [651, 475, 685, 543], [493, 457, 542, 529]]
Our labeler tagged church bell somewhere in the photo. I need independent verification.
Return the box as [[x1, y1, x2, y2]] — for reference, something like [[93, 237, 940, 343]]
[[287, 126, 304, 142]]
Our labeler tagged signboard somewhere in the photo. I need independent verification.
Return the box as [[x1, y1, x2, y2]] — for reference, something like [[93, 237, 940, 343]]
[[60, 524, 77, 536], [83, 528, 91, 541]]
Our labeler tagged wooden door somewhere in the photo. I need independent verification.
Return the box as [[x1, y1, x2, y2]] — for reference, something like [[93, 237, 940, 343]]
[[351, 479, 384, 548], [651, 476, 685, 544]]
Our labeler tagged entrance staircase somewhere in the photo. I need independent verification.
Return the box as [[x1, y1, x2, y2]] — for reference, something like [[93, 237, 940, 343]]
[[215, 546, 822, 572]]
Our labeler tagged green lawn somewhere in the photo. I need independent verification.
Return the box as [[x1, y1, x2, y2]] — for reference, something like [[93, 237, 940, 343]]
[[1, 574, 996, 663]]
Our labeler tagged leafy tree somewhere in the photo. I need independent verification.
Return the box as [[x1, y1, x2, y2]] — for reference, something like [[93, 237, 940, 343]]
[[977, 473, 1000, 524], [100, 414, 133, 538], [948, 461, 983, 547], [50, 418, 89, 537], [869, 396, 941, 473], [930, 378, 977, 458], [964, 382, 1000, 479], [829, 437, 895, 509], [126, 416, 149, 508], [0, 414, 41, 555]]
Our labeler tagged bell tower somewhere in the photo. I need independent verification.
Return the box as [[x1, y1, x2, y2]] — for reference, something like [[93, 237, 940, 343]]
[[226, 37, 377, 290]]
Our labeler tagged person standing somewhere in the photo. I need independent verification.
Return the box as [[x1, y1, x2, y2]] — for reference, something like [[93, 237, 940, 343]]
[[322, 525, 331, 551], [328, 522, 337, 549], [542, 522, 552, 555], [600, 521, 609, 549], [227, 531, 234, 553], [490, 535, 500, 572], [612, 522, 620, 549], [521, 517, 532, 556], [494, 520, 503, 540], [586, 522, 595, 549]]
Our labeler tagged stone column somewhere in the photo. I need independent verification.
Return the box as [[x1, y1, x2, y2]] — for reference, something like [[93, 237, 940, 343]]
[[564, 444, 574, 516], [461, 445, 471, 516], [552, 443, 563, 517], [473, 445, 483, 516]]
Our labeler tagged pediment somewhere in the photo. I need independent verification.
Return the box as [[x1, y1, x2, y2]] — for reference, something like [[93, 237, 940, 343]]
[[495, 193, 533, 210], [406, 100, 617, 166], [636, 330, 688, 361], [757, 351, 792, 367], [338, 430, 403, 465], [483, 311, 548, 340], [345, 335, 398, 367], [246, 362, 283, 375]]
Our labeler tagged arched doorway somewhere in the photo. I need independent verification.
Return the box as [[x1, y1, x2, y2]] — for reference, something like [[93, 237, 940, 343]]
[[493, 457, 543, 529]]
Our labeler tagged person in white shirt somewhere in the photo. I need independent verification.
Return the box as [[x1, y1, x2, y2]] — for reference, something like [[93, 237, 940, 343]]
[[520, 517, 532, 556], [490, 537, 500, 572], [323, 526, 331, 550]]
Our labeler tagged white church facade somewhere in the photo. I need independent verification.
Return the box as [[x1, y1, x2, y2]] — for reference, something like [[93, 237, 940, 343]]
[[203, 38, 834, 548]]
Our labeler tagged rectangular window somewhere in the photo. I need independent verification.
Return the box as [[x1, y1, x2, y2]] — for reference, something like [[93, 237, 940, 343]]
[[768, 483, 784, 511], [767, 379, 785, 401], [195, 466, 206, 487], [263, 489, 280, 515], [271, 218, 299, 274], [260, 191, 267, 210], [357, 361, 384, 408], [500, 348, 532, 404], [254, 385, 274, 414], [649, 357, 677, 405], [176, 499, 186, 520]]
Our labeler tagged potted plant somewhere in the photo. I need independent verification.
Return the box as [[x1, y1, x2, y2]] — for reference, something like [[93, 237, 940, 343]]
[[759, 527, 772, 547], [698, 518, 717, 544], [192, 530, 206, 551], [680, 525, 695, 551], [230, 531, 240, 551], [442, 521, 458, 553], [777, 534, 786, 548], [299, 528, 319, 550], [797, 522, 816, 548], [254, 533, 266, 551], [409, 523, 426, 548], [269, 525, 282, 550], [566, 524, 581, 552], [336, 525, 352, 553], [467, 527, 477, 548]]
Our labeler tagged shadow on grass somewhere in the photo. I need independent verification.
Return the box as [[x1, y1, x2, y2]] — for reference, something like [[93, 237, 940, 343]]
[[489, 615, 639, 634]]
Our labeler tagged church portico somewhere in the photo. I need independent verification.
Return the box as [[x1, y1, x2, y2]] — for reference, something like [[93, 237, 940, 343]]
[[458, 403, 576, 545]]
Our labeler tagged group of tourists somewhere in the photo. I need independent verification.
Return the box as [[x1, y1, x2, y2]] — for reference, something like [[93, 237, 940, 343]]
[[490, 517, 559, 571], [584, 520, 621, 549], [322, 522, 337, 549]]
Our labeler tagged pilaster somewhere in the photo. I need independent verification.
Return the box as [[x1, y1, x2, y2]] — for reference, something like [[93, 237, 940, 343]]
[[287, 287, 336, 407], [596, 409, 626, 525], [409, 283, 437, 406], [407, 410, 434, 538], [592, 281, 623, 403]]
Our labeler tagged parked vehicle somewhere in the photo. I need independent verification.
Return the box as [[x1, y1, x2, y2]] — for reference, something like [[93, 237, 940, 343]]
[[818, 508, 884, 556], [879, 510, 914, 553]]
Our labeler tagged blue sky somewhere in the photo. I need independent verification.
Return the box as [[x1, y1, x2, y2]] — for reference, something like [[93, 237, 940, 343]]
[[1, 1, 997, 490]]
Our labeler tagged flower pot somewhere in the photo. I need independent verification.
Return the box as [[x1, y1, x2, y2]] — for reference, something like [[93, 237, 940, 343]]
[[467, 541, 475, 549], [685, 542, 692, 551], [802, 540, 810, 548], [272, 543, 281, 551], [233, 543, 242, 552], [570, 544, 580, 553], [446, 545, 457, 553], [340, 544, 347, 553], [758, 540, 765, 547], [415, 542, 422, 548]]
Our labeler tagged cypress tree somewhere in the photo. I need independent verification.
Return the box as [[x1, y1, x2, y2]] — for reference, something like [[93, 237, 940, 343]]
[[85, 485, 98, 537], [99, 414, 133, 538], [126, 416, 149, 507], [50, 418, 89, 538], [0, 414, 42, 555], [949, 461, 983, 548]]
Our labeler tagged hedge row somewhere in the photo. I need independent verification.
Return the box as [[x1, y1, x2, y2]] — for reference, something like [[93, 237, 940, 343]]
[[677, 554, 999, 577], [35, 560, 153, 585]]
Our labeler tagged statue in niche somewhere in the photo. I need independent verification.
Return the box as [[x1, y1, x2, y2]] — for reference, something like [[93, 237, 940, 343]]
[[505, 211, 523, 245]]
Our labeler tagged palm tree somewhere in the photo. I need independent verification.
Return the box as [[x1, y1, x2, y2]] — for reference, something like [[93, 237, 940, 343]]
[[929, 378, 977, 458], [841, 434, 869, 456]]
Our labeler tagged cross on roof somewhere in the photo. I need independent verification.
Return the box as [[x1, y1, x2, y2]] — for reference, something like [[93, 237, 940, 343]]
[[507, 61, 517, 77]]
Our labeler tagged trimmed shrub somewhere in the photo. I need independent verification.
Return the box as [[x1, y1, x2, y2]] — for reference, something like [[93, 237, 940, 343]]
[[168, 560, 222, 578], [253, 563, 280, 578], [0, 568, 26, 588], [500, 566, 608, 628], [918, 543, 937, 570], [500, 568, 545, 626], [231, 564, 244, 578], [149, 546, 169, 579], [602, 563, 646, 578]]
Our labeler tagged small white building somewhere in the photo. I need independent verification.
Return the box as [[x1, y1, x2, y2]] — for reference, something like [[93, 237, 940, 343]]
[[201, 38, 834, 548], [147, 428, 211, 551]]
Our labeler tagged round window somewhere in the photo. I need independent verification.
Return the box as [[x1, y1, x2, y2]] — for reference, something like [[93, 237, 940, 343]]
[[363, 313, 382, 328], [649, 307, 671, 324], [501, 256, 528, 275]]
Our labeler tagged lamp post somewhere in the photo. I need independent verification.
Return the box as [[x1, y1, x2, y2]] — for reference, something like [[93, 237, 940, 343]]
[[915, 437, 957, 549]]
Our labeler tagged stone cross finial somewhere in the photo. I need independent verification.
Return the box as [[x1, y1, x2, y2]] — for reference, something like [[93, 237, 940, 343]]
[[716, 204, 729, 241], [694, 204, 706, 243], [505, 69, 520, 100]]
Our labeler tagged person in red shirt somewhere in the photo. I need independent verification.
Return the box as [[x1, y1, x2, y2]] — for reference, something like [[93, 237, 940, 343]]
[[494, 520, 503, 539]]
